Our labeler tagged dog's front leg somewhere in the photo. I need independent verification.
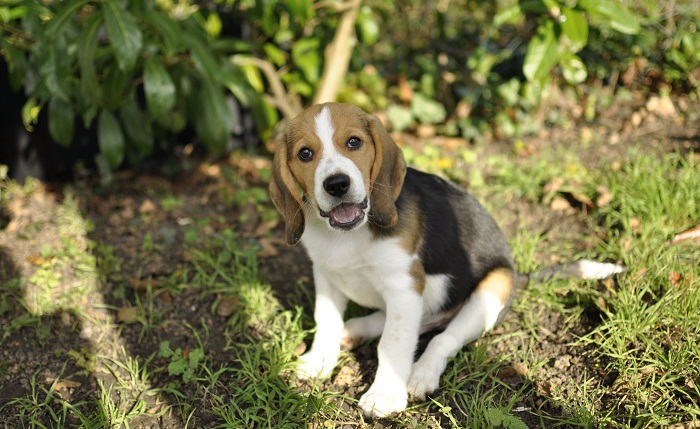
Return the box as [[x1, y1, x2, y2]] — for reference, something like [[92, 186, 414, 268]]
[[359, 287, 422, 418], [297, 266, 348, 380]]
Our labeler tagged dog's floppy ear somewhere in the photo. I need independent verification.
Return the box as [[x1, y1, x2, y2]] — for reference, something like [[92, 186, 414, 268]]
[[269, 133, 305, 246], [367, 113, 406, 228]]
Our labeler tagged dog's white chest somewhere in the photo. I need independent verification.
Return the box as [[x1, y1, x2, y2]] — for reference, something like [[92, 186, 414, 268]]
[[302, 220, 414, 310]]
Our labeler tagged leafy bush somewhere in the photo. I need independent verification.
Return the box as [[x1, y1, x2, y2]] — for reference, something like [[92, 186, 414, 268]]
[[1, 0, 257, 172], [0, 0, 375, 174], [1, 0, 696, 175], [359, 0, 695, 139]]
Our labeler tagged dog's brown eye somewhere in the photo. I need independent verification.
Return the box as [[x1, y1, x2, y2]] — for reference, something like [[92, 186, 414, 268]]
[[347, 137, 362, 150], [298, 147, 314, 162]]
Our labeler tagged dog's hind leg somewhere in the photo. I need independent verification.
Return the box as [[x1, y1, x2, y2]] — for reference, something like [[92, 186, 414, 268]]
[[341, 311, 386, 350], [407, 268, 514, 400]]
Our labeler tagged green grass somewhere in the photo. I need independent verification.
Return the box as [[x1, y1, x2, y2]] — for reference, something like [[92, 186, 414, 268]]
[[0, 148, 698, 428]]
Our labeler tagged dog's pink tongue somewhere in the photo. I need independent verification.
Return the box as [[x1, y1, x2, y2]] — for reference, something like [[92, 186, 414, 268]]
[[331, 203, 361, 224]]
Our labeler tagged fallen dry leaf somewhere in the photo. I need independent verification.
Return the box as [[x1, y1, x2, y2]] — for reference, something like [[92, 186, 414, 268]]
[[117, 306, 139, 323], [216, 296, 240, 318], [535, 380, 552, 396], [416, 124, 436, 138], [138, 198, 157, 214], [646, 95, 677, 118], [669, 272, 683, 286], [513, 362, 530, 376], [570, 191, 595, 211], [668, 420, 700, 429], [398, 75, 413, 102], [26, 254, 53, 266], [128, 277, 167, 291], [293, 342, 307, 356], [550, 196, 572, 211], [254, 218, 280, 237], [670, 223, 700, 245], [257, 237, 280, 258], [596, 185, 613, 207], [52, 379, 82, 392], [543, 177, 565, 196], [629, 217, 641, 231]]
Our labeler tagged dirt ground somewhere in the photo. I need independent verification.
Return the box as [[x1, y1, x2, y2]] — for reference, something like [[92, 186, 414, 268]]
[[0, 91, 698, 427]]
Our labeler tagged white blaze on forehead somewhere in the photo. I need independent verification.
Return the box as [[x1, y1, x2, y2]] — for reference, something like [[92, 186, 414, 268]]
[[314, 107, 336, 151], [311, 105, 368, 218]]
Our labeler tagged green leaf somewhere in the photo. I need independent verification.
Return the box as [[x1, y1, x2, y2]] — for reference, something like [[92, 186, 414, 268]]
[[167, 358, 187, 376], [44, 0, 87, 39], [188, 348, 204, 368], [48, 97, 75, 147], [102, 63, 128, 110], [411, 93, 447, 125], [3, 44, 27, 92], [158, 341, 174, 358], [103, 0, 143, 71], [21, 97, 40, 132], [285, 0, 311, 22], [263, 43, 287, 67], [98, 110, 125, 170], [523, 20, 559, 82], [485, 408, 528, 429], [578, 0, 640, 35], [517, 0, 548, 14], [560, 52, 588, 85], [77, 84, 99, 127], [291, 38, 321, 84], [77, 14, 103, 104], [142, 11, 183, 55], [250, 96, 278, 143], [39, 42, 70, 102], [143, 58, 176, 120], [237, 59, 265, 93], [222, 68, 253, 107], [560, 7, 588, 53], [204, 12, 222, 38], [496, 78, 521, 107], [119, 95, 153, 162], [185, 33, 223, 84], [357, 6, 379, 45], [493, 4, 524, 27], [386, 104, 415, 132], [194, 79, 232, 154]]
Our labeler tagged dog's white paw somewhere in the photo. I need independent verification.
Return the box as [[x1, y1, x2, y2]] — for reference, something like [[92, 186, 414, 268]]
[[407, 361, 442, 400], [296, 352, 336, 380], [358, 383, 408, 418]]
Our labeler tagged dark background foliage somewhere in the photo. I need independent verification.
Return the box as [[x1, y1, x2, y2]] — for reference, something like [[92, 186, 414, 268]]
[[1, 0, 698, 181]]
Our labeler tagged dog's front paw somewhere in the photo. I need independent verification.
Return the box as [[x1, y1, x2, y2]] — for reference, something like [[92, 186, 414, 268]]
[[358, 384, 408, 418], [296, 352, 336, 380], [407, 361, 442, 400]]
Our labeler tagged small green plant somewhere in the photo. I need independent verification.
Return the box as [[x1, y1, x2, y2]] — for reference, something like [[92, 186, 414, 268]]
[[485, 408, 529, 429], [158, 341, 205, 383]]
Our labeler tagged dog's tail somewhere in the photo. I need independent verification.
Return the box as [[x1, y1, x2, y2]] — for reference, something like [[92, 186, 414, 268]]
[[518, 259, 626, 287]]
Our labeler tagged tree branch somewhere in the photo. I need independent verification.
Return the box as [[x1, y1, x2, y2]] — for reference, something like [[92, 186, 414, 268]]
[[312, 0, 362, 105], [232, 55, 302, 119]]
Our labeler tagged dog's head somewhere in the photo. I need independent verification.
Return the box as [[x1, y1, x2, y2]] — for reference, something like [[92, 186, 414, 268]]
[[269, 103, 407, 245]]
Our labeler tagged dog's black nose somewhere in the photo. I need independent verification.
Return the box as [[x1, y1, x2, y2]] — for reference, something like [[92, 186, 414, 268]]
[[323, 174, 351, 197]]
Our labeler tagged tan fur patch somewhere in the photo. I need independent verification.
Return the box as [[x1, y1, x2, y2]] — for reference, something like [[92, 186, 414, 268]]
[[475, 267, 515, 304], [410, 259, 426, 294]]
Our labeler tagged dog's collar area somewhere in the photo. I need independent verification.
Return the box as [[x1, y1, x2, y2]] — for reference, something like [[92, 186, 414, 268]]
[[320, 199, 368, 229]]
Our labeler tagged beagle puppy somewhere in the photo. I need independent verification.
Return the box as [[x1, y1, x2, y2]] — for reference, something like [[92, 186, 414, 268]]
[[269, 103, 515, 418]]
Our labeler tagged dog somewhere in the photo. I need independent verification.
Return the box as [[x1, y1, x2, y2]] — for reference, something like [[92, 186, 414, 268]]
[[268, 102, 622, 418]]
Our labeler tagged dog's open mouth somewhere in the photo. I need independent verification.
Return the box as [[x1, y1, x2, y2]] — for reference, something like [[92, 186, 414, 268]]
[[320, 199, 368, 229]]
